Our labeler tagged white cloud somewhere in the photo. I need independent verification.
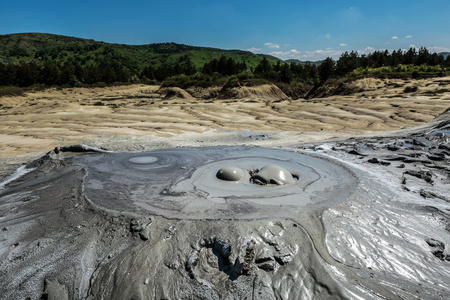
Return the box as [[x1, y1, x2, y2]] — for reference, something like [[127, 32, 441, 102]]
[[325, 34, 332, 39], [297, 49, 344, 61], [264, 42, 280, 49], [340, 43, 348, 47], [428, 46, 450, 53], [247, 47, 262, 52], [269, 49, 302, 60], [270, 51, 286, 57], [405, 35, 413, 39], [365, 46, 375, 52], [392, 36, 399, 40]]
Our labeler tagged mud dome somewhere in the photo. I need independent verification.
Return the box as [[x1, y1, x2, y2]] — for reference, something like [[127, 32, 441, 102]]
[[71, 146, 358, 219]]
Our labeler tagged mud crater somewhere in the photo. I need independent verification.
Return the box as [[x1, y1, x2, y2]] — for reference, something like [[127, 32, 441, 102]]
[[68, 146, 358, 219]]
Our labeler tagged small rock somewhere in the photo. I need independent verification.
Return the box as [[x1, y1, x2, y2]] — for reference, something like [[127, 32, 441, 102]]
[[166, 260, 181, 270], [432, 250, 446, 260], [255, 256, 273, 264], [426, 238, 445, 249], [425, 238, 448, 261], [249, 134, 267, 140], [368, 158, 379, 164], [255, 247, 274, 264], [348, 150, 366, 156], [130, 219, 142, 232], [257, 260, 275, 271], [387, 145, 400, 151], [420, 189, 434, 199], [274, 253, 292, 265], [404, 170, 433, 184], [139, 231, 149, 241], [130, 217, 152, 235]]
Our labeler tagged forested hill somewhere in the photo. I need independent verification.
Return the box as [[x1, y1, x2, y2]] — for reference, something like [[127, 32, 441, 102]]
[[0, 33, 281, 70], [1, 33, 450, 96]]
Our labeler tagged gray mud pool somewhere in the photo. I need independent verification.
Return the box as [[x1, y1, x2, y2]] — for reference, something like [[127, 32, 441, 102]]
[[73, 146, 358, 219]]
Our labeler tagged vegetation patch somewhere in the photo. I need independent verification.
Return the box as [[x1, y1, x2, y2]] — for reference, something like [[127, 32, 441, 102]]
[[0, 86, 25, 97], [403, 86, 418, 93]]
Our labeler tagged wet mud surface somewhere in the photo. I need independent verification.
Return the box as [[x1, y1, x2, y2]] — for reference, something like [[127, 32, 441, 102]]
[[1, 114, 450, 299], [73, 147, 358, 220]]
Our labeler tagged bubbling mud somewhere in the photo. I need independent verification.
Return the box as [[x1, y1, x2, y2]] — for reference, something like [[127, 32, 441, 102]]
[[251, 165, 298, 186], [216, 165, 298, 186], [216, 167, 246, 182], [73, 146, 358, 219]]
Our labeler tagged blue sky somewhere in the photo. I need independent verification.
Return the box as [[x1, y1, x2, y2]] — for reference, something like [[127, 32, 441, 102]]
[[1, 0, 449, 61]]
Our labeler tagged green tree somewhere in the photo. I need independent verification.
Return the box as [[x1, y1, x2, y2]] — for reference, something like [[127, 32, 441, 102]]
[[403, 48, 417, 65], [278, 63, 293, 83], [318, 57, 335, 82], [254, 57, 273, 79], [40, 63, 61, 85], [16, 63, 39, 86], [336, 51, 359, 76], [417, 47, 430, 65]]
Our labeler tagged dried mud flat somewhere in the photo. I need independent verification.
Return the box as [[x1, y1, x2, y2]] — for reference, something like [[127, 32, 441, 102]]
[[0, 77, 449, 299]]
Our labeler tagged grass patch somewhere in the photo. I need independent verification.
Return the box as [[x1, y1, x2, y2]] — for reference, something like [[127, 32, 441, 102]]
[[0, 86, 25, 97]]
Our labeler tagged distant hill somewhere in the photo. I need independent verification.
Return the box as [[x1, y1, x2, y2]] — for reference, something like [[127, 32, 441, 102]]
[[439, 52, 450, 59], [285, 59, 323, 66], [0, 33, 282, 70]]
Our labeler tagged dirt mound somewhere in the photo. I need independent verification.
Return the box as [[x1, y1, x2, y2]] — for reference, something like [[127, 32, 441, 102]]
[[218, 83, 289, 101], [306, 79, 361, 99], [350, 77, 385, 90], [159, 87, 194, 100], [185, 86, 222, 99], [307, 77, 391, 98]]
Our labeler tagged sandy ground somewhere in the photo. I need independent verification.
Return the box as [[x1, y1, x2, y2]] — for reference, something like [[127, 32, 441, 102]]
[[1, 77, 449, 163], [0, 77, 449, 299]]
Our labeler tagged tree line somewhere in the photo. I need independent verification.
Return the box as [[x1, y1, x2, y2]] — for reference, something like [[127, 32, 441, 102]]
[[318, 47, 450, 81], [0, 63, 136, 87], [0, 47, 449, 88]]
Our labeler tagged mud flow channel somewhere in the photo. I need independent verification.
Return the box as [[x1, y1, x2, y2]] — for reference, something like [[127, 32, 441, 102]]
[[67, 146, 359, 219]]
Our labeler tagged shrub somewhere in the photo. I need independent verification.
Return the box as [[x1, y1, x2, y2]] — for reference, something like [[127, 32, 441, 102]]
[[0, 86, 25, 97], [403, 86, 418, 93]]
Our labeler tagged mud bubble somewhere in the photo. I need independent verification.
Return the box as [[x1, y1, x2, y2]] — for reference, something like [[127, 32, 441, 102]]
[[216, 167, 246, 182], [250, 165, 298, 186], [69, 146, 358, 219], [216, 165, 298, 186]]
